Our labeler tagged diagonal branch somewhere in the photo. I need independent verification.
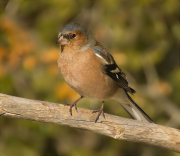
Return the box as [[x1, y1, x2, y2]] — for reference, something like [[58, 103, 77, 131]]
[[0, 93, 179, 153]]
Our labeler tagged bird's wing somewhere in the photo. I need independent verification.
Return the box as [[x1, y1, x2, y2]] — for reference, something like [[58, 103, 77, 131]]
[[93, 46, 136, 94]]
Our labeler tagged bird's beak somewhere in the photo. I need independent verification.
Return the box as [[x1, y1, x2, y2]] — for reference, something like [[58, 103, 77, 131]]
[[56, 35, 69, 45]]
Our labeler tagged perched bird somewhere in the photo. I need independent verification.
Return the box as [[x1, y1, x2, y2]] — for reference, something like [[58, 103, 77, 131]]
[[56, 22, 153, 123]]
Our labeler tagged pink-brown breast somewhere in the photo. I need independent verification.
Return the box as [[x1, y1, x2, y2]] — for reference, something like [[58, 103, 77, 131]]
[[57, 46, 119, 100]]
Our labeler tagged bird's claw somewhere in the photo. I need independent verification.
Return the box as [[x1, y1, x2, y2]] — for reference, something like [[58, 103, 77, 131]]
[[92, 108, 105, 123]]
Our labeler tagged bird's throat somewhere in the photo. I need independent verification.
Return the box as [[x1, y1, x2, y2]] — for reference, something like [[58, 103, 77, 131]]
[[61, 45, 65, 53]]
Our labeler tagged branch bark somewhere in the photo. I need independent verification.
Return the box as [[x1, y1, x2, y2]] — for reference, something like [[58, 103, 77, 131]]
[[0, 93, 179, 153]]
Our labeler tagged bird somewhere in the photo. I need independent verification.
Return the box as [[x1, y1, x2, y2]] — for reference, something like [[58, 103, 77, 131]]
[[56, 22, 153, 123]]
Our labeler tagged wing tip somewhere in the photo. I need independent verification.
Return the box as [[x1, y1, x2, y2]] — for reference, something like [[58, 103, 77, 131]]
[[129, 87, 136, 95]]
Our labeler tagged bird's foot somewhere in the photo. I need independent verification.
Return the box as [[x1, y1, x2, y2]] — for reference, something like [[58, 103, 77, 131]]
[[64, 96, 83, 116], [64, 102, 78, 116], [92, 101, 105, 123]]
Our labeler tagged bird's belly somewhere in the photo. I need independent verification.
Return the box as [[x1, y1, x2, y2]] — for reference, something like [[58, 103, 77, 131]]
[[58, 55, 119, 100]]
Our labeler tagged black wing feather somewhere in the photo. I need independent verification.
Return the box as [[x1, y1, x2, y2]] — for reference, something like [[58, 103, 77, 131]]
[[104, 64, 136, 95]]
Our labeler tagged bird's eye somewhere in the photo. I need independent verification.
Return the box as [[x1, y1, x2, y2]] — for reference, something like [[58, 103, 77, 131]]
[[70, 34, 76, 39]]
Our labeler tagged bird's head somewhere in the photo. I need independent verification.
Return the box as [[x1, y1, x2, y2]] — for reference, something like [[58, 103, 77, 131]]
[[57, 23, 96, 51]]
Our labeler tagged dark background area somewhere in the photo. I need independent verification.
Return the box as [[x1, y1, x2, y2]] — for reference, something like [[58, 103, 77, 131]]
[[0, 0, 179, 156]]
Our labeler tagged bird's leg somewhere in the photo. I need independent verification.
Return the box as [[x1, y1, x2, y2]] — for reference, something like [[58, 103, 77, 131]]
[[65, 96, 84, 116], [92, 101, 105, 122]]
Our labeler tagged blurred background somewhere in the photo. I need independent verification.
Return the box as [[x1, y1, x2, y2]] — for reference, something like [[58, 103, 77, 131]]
[[0, 0, 179, 156]]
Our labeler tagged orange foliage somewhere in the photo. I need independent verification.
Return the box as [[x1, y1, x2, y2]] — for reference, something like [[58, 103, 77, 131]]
[[0, 16, 36, 71], [55, 82, 79, 102], [23, 56, 37, 70], [40, 48, 59, 63], [47, 64, 60, 75]]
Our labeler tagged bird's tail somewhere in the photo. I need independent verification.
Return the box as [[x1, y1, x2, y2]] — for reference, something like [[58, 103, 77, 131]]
[[112, 89, 153, 123]]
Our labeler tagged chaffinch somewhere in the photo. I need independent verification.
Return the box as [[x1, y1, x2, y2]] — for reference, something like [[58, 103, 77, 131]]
[[56, 22, 153, 123]]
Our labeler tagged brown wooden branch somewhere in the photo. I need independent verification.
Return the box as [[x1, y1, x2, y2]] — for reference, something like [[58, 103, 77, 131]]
[[0, 93, 179, 153]]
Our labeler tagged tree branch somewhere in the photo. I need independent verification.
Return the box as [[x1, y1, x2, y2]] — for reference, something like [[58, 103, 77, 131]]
[[0, 93, 179, 153]]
